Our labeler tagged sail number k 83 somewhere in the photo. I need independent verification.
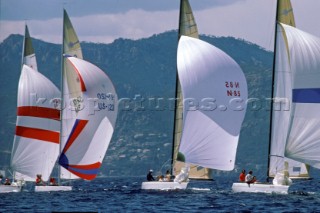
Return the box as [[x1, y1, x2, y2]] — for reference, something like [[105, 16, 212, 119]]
[[225, 81, 241, 97]]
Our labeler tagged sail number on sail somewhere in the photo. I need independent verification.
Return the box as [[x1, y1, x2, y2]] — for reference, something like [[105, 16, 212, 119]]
[[97, 93, 115, 111], [225, 81, 241, 97]]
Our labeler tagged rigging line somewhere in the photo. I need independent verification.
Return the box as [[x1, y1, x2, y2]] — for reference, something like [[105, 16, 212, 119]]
[[266, 0, 280, 180]]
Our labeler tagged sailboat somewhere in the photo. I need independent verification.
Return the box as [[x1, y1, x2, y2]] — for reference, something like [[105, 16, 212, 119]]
[[232, 0, 320, 194], [141, 0, 248, 190], [5, 25, 60, 193], [35, 10, 118, 192]]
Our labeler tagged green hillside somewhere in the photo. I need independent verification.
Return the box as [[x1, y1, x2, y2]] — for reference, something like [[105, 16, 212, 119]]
[[0, 31, 273, 177]]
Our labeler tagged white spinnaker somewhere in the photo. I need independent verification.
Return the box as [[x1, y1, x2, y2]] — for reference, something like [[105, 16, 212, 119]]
[[283, 23, 320, 169], [11, 65, 60, 182], [177, 36, 247, 171], [59, 57, 117, 180]]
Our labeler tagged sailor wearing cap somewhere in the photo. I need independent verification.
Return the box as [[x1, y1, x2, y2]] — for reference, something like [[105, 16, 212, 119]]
[[147, 169, 155, 181]]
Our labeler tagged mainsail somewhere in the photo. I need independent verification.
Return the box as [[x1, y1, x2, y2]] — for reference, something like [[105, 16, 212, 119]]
[[62, 9, 83, 59], [173, 0, 212, 180], [22, 25, 38, 71], [59, 10, 118, 180], [268, 0, 310, 179], [11, 26, 60, 182], [178, 0, 198, 38]]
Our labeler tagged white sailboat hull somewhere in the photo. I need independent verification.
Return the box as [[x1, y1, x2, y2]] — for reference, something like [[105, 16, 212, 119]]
[[0, 184, 22, 193], [35, 185, 72, 192], [232, 182, 289, 194], [0, 182, 23, 193], [141, 181, 188, 190]]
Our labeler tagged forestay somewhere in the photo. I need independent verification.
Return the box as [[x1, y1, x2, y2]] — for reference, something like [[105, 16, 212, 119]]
[[177, 36, 248, 170]]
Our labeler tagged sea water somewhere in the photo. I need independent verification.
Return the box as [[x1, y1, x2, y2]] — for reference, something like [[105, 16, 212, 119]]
[[0, 176, 319, 212]]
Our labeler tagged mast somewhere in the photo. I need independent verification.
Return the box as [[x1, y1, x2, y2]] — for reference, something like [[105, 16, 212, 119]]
[[267, 0, 280, 181], [58, 9, 66, 185], [170, 0, 184, 175], [14, 24, 27, 181]]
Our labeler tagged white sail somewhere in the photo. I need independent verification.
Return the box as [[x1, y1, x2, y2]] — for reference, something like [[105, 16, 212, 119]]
[[59, 56, 117, 180], [11, 65, 60, 182], [282, 23, 320, 169], [177, 36, 247, 170], [22, 25, 38, 71]]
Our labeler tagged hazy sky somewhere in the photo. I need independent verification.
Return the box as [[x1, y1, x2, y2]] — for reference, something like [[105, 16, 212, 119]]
[[1, 0, 320, 50]]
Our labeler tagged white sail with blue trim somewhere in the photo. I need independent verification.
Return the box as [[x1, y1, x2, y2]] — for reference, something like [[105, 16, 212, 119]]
[[268, 0, 310, 179], [282, 23, 320, 169]]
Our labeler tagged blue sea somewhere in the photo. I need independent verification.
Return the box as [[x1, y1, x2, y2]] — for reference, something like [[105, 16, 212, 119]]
[[0, 176, 319, 212]]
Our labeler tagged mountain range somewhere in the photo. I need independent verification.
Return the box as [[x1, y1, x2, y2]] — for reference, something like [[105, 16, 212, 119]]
[[0, 31, 274, 178]]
